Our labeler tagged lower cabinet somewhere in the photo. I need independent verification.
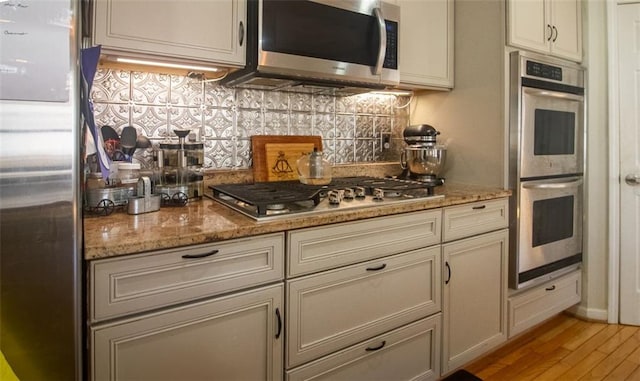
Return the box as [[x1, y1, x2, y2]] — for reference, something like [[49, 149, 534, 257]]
[[286, 314, 441, 381], [91, 283, 284, 381], [442, 229, 509, 373], [508, 269, 582, 337], [286, 246, 441, 368]]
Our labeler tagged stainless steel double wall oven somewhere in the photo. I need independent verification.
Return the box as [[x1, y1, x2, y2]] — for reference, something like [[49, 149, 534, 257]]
[[509, 51, 585, 289]]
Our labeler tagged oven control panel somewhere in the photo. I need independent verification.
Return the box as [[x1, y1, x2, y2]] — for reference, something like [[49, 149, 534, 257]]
[[526, 60, 562, 81]]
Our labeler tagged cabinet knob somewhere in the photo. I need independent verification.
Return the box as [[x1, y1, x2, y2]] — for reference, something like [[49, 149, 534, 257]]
[[547, 24, 553, 41], [552, 26, 558, 42]]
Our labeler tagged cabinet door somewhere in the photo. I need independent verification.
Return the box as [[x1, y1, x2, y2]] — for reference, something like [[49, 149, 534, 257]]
[[442, 229, 508, 372], [507, 0, 550, 55], [287, 246, 441, 368], [91, 284, 283, 381], [93, 0, 246, 66], [549, 0, 582, 61], [398, 0, 454, 89]]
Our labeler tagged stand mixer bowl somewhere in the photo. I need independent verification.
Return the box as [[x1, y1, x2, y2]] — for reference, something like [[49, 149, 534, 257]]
[[401, 145, 447, 177]]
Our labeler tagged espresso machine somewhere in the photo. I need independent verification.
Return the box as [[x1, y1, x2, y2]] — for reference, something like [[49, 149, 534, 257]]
[[400, 124, 447, 185]]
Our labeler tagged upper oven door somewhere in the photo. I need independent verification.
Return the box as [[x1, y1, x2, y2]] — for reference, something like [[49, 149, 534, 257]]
[[258, 0, 399, 85], [520, 87, 584, 179]]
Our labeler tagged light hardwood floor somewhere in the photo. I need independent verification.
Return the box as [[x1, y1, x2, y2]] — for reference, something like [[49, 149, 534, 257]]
[[463, 313, 640, 381]]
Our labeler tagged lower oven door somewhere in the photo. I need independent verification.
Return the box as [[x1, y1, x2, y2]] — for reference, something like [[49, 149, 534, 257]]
[[516, 176, 583, 288]]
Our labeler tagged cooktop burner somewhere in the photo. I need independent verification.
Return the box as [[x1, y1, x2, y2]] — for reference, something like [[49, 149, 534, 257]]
[[208, 176, 444, 221]]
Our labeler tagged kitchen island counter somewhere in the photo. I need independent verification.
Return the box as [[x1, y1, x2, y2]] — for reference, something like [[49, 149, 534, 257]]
[[84, 182, 510, 260]]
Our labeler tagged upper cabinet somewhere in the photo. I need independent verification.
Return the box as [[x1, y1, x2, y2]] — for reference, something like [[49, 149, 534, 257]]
[[92, 0, 246, 67], [507, 0, 582, 62], [396, 0, 454, 89]]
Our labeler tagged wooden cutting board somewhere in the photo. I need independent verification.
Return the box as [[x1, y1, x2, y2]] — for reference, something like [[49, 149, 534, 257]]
[[264, 143, 315, 181], [252, 135, 322, 181]]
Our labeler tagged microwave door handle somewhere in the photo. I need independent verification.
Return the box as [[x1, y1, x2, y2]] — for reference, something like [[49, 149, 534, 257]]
[[522, 177, 583, 189], [523, 87, 584, 102], [373, 7, 386, 75]]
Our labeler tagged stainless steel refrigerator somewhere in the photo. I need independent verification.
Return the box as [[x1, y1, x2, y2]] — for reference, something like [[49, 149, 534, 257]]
[[0, 0, 83, 379]]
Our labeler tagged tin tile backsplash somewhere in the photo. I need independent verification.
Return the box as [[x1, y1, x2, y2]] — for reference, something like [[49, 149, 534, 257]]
[[91, 68, 408, 169]]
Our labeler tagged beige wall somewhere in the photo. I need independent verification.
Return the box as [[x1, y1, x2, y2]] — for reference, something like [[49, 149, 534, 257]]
[[410, 0, 505, 188], [411, 0, 610, 319], [578, 0, 609, 320]]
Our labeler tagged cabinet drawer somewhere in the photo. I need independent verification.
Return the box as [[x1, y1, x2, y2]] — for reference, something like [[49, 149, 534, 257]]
[[90, 233, 284, 322], [443, 198, 508, 242], [286, 246, 441, 368], [508, 270, 581, 337], [288, 209, 441, 277], [286, 314, 441, 381]]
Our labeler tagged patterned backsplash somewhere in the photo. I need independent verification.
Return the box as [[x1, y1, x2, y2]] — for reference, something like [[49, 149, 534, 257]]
[[90, 68, 409, 169]]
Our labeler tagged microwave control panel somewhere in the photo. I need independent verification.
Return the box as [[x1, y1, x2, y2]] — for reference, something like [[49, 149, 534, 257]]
[[383, 20, 398, 69]]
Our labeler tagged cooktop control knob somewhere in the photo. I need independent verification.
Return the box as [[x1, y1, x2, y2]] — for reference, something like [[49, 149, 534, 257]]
[[343, 188, 355, 199], [354, 186, 366, 198], [328, 190, 342, 205], [373, 188, 384, 201]]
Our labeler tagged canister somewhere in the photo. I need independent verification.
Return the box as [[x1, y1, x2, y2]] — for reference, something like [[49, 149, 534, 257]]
[[118, 162, 141, 185]]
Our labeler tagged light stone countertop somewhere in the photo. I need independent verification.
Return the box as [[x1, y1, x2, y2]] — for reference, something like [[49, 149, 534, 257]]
[[83, 182, 511, 260]]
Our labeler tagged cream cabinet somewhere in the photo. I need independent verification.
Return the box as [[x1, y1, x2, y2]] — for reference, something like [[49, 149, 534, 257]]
[[89, 233, 285, 381], [287, 246, 441, 368], [508, 269, 581, 337], [92, 0, 246, 67], [397, 0, 454, 89], [91, 284, 283, 381], [90, 233, 284, 322], [441, 199, 509, 373], [507, 0, 582, 62], [286, 210, 443, 380], [286, 315, 441, 381], [288, 209, 441, 277]]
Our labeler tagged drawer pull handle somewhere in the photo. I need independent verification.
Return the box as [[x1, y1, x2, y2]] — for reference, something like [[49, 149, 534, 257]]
[[445, 262, 451, 284], [365, 341, 386, 352], [546, 285, 556, 291], [366, 263, 387, 271], [181, 249, 219, 259], [472, 205, 486, 210], [275, 308, 282, 339]]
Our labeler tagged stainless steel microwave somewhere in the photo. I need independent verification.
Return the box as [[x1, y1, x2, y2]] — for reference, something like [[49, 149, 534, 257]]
[[221, 0, 400, 94]]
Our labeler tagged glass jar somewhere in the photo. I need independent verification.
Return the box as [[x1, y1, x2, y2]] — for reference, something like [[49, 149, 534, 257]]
[[118, 162, 141, 185], [86, 172, 105, 190]]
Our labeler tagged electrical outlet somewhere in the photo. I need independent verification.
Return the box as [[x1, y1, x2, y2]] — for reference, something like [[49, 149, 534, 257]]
[[381, 133, 391, 151]]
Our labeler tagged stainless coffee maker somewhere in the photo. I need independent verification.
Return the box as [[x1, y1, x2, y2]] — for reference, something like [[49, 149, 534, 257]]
[[400, 124, 446, 185]]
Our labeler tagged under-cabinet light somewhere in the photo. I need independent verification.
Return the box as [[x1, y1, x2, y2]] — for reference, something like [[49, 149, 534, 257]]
[[369, 89, 413, 96], [114, 57, 221, 72]]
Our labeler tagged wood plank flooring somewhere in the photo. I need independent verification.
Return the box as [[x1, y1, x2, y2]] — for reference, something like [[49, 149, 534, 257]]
[[463, 313, 640, 381]]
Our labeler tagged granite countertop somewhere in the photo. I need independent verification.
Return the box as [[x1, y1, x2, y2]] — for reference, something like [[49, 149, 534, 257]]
[[83, 182, 511, 260]]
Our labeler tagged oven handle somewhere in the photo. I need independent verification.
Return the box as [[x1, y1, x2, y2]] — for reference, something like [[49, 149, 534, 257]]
[[522, 177, 583, 189], [523, 87, 584, 102]]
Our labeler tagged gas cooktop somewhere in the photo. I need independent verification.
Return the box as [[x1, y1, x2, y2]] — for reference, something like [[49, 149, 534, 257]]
[[207, 176, 444, 221]]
